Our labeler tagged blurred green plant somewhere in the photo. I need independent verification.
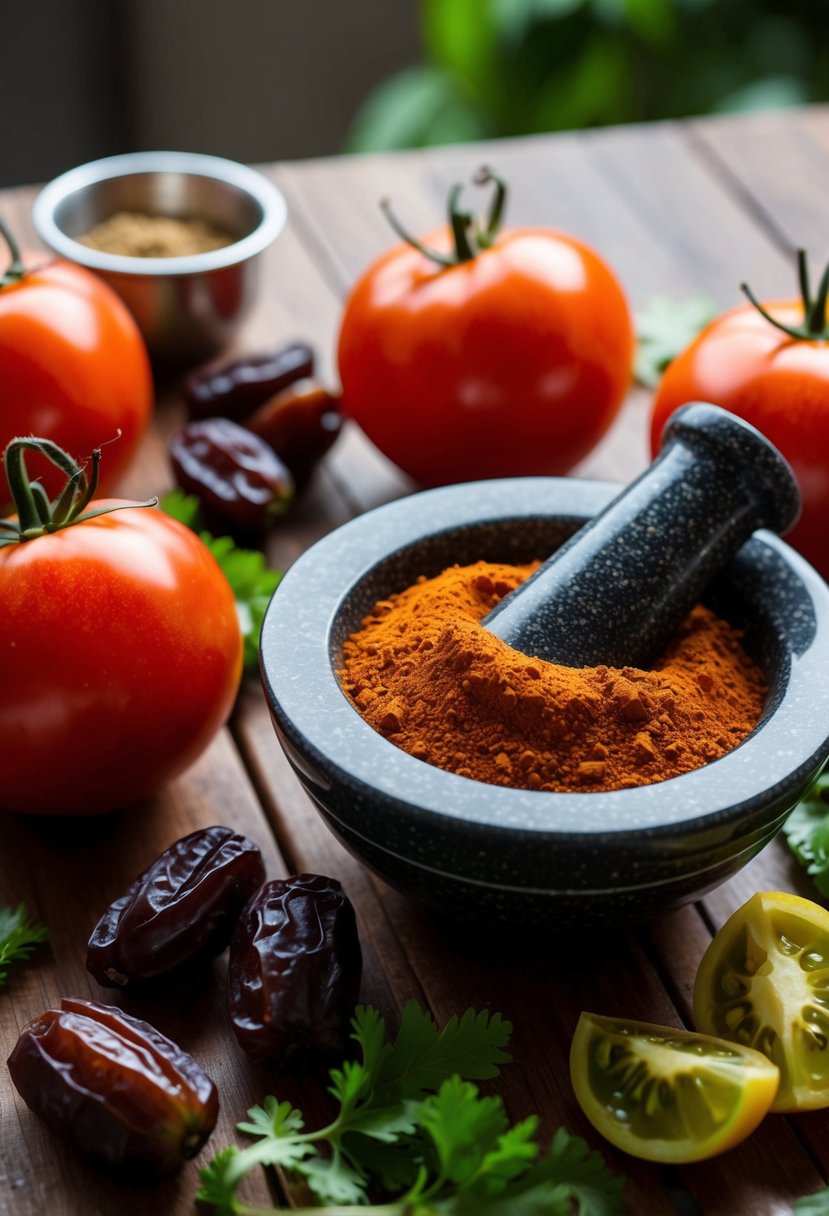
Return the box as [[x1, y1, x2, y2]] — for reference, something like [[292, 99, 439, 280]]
[[346, 0, 828, 152]]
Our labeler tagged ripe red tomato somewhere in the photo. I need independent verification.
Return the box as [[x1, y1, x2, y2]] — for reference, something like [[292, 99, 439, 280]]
[[337, 172, 633, 487], [0, 501, 242, 816], [0, 246, 152, 506], [651, 293, 829, 579]]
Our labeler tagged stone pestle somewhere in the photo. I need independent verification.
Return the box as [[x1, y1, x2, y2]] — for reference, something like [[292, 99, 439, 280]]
[[482, 402, 801, 669]]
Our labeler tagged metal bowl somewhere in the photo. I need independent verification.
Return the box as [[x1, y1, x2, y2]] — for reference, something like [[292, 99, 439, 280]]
[[260, 478, 829, 932], [32, 151, 287, 364]]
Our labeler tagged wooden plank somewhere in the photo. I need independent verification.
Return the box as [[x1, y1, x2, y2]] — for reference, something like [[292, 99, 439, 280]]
[[689, 106, 829, 268]]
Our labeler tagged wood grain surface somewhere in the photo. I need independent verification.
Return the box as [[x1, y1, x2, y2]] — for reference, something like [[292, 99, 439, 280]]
[[2, 107, 829, 1216]]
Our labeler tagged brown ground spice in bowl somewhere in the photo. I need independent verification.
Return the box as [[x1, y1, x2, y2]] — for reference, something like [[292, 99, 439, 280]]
[[339, 561, 766, 793], [79, 211, 234, 258]]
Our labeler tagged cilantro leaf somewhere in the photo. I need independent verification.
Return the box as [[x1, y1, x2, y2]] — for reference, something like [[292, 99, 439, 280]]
[[0, 904, 48, 989], [160, 491, 281, 674], [344, 1137, 422, 1193], [784, 769, 829, 895], [521, 1127, 626, 1216], [160, 487, 202, 529], [370, 1002, 512, 1107], [196, 1146, 245, 1214], [345, 1101, 420, 1142], [350, 1003, 390, 1080], [796, 1187, 829, 1215], [292, 1153, 368, 1206], [204, 535, 282, 672], [474, 1116, 540, 1188], [237, 1096, 305, 1140], [418, 1078, 508, 1185], [328, 1058, 374, 1122], [635, 295, 716, 388]]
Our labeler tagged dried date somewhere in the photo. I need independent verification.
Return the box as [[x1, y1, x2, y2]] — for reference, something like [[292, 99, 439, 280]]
[[170, 417, 294, 533], [228, 874, 362, 1063], [246, 378, 342, 491], [7, 997, 218, 1178], [87, 826, 266, 988], [184, 342, 315, 420]]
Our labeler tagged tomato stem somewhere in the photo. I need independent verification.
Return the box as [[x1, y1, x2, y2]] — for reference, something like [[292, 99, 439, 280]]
[[809, 261, 829, 334], [379, 199, 454, 269], [0, 436, 156, 547], [447, 185, 475, 262], [0, 216, 28, 289], [379, 166, 509, 269], [474, 166, 507, 249], [741, 248, 829, 341], [798, 249, 811, 313]]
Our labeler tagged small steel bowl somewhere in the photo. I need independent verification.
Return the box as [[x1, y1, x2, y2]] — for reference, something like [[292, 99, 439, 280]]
[[32, 151, 287, 364], [260, 478, 829, 932]]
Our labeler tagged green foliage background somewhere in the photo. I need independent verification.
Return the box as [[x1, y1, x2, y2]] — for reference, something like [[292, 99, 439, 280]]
[[346, 0, 829, 152]]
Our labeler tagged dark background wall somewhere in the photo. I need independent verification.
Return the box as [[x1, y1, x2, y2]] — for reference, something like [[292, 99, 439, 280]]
[[0, 0, 420, 187]]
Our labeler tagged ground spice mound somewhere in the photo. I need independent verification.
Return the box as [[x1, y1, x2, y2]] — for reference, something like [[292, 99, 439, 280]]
[[339, 560, 766, 792], [79, 211, 233, 257]]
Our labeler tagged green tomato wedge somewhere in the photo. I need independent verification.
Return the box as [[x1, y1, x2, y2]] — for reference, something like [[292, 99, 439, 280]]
[[571, 1012, 779, 1163], [694, 890, 829, 1112]]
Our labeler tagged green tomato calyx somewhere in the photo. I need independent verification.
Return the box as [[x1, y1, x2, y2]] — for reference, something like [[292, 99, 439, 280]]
[[741, 249, 829, 342], [0, 216, 29, 289], [0, 436, 156, 547], [380, 165, 508, 269]]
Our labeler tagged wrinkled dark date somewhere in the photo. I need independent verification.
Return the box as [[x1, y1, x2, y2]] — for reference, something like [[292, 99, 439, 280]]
[[7, 998, 218, 1178], [184, 342, 315, 419], [170, 417, 294, 533], [87, 826, 266, 988], [228, 874, 362, 1064], [246, 379, 342, 491]]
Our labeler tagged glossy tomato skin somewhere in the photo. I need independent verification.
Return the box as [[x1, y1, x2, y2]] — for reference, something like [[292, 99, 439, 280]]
[[0, 257, 152, 505], [0, 505, 242, 815], [338, 228, 634, 486], [650, 301, 829, 578]]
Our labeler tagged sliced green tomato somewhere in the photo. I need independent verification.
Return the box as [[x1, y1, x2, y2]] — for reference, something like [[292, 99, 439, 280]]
[[694, 890, 829, 1112], [570, 1012, 779, 1163]]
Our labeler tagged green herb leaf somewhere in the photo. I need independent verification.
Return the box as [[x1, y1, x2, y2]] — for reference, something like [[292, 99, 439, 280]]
[[518, 1127, 626, 1216], [795, 1187, 829, 1215], [369, 1001, 512, 1107], [418, 1077, 508, 1185], [635, 295, 716, 388], [197, 1147, 245, 1214], [474, 1114, 540, 1187], [237, 1097, 306, 1141], [160, 491, 281, 675], [0, 904, 48, 989], [198, 1002, 622, 1216], [784, 770, 829, 895], [160, 487, 202, 529], [292, 1154, 368, 1207]]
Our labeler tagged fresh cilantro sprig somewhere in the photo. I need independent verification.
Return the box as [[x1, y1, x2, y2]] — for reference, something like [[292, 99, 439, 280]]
[[635, 295, 716, 388], [783, 769, 829, 896], [795, 1187, 829, 1214], [0, 904, 48, 989], [197, 1002, 623, 1216], [161, 491, 281, 674]]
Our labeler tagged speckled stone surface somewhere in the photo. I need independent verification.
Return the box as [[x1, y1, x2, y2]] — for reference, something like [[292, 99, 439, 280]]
[[259, 476, 829, 931], [484, 404, 801, 668]]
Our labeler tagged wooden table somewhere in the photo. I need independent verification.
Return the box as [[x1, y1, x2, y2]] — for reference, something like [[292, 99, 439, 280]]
[[2, 107, 829, 1216]]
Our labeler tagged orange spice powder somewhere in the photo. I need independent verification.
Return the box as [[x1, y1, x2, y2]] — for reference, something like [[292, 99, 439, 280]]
[[339, 560, 766, 792]]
